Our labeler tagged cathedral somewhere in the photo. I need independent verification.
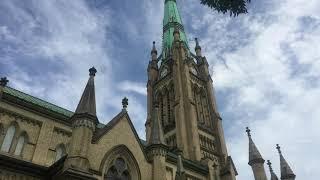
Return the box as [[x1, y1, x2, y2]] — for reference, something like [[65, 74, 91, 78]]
[[0, 0, 296, 179]]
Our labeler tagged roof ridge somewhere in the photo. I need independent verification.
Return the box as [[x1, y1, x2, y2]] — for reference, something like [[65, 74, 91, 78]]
[[4, 86, 74, 116]]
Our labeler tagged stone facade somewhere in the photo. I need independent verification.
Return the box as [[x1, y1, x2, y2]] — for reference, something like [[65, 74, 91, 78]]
[[0, 0, 295, 180]]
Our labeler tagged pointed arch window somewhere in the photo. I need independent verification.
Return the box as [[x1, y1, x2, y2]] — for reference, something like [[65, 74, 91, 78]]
[[55, 144, 66, 161], [14, 134, 26, 156], [105, 157, 131, 180], [1, 125, 16, 152]]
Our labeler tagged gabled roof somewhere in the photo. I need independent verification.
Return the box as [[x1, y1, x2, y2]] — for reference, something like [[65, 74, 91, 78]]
[[3, 86, 74, 119], [92, 110, 148, 159]]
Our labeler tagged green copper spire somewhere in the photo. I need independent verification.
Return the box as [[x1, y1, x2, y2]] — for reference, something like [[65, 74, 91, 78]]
[[162, 0, 189, 58]]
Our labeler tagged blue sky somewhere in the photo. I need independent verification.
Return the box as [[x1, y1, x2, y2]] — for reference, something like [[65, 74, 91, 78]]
[[0, 0, 319, 179]]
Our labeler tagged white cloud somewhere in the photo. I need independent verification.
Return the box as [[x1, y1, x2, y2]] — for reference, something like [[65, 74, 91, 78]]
[[2, 0, 320, 179], [186, 0, 320, 179], [117, 80, 147, 96]]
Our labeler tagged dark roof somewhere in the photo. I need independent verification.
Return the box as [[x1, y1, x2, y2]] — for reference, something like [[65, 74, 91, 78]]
[[74, 75, 96, 117], [3, 86, 74, 119]]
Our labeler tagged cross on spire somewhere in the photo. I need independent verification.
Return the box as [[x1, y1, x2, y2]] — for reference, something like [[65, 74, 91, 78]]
[[246, 127, 251, 137]]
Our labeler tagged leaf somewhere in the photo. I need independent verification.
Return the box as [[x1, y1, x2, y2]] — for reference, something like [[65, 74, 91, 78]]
[[200, 0, 251, 16]]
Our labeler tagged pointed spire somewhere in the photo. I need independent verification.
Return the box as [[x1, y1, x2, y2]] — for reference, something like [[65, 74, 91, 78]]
[[75, 67, 97, 117], [246, 127, 265, 165], [175, 150, 186, 180], [276, 144, 296, 179], [148, 101, 165, 145], [195, 38, 201, 50], [151, 41, 158, 62], [267, 160, 279, 180], [151, 41, 157, 55], [0, 77, 9, 87], [195, 38, 202, 57], [162, 0, 189, 58]]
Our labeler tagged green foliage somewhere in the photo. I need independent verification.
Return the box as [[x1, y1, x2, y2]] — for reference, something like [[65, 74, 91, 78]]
[[200, 0, 251, 16]]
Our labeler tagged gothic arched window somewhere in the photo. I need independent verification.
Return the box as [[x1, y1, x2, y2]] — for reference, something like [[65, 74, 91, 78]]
[[105, 157, 131, 180], [1, 125, 16, 152], [14, 133, 27, 156]]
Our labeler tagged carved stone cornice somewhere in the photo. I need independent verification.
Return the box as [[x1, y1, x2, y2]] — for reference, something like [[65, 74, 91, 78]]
[[153, 75, 173, 92], [72, 118, 96, 131], [0, 108, 42, 127], [190, 73, 205, 86], [53, 127, 72, 137], [145, 144, 169, 161]]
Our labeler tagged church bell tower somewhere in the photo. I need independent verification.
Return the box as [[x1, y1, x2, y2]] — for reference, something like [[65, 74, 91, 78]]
[[146, 0, 237, 179]]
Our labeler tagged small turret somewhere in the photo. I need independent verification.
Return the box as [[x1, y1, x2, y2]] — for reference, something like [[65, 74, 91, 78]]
[[146, 101, 168, 180], [175, 151, 186, 180], [194, 38, 202, 57], [276, 144, 296, 180], [148, 102, 165, 145], [66, 67, 98, 171], [146, 41, 159, 143], [246, 127, 267, 180], [151, 41, 158, 61], [147, 41, 159, 79], [267, 160, 279, 180]]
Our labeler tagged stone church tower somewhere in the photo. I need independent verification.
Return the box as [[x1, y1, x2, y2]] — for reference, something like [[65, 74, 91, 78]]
[[145, 0, 237, 179]]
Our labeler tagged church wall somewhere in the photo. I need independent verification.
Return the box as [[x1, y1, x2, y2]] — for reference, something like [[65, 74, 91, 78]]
[[0, 169, 41, 180], [87, 116, 152, 180], [165, 162, 207, 180], [0, 101, 72, 166]]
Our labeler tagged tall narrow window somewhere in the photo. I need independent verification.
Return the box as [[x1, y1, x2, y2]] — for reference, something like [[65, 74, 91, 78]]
[[14, 135, 26, 156], [1, 125, 16, 152], [55, 144, 66, 161]]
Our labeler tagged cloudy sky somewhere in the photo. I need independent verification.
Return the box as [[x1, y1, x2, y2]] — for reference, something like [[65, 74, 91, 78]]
[[0, 0, 319, 179]]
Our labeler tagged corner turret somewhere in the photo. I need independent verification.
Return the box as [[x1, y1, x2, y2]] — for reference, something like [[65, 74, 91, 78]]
[[65, 67, 98, 172]]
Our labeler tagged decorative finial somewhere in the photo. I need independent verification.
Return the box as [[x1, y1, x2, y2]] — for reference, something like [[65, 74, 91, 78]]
[[276, 144, 282, 154], [0, 77, 9, 86], [195, 38, 201, 49], [89, 67, 97, 76], [267, 160, 273, 171], [122, 97, 128, 109], [246, 127, 251, 137], [151, 41, 157, 55]]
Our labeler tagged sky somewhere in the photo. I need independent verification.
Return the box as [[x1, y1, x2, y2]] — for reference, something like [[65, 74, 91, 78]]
[[0, 0, 319, 179]]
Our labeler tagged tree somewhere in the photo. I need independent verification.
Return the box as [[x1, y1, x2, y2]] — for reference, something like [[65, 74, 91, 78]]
[[200, 0, 251, 16]]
